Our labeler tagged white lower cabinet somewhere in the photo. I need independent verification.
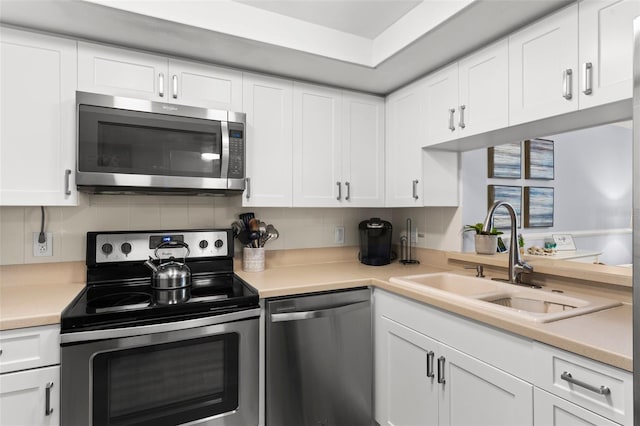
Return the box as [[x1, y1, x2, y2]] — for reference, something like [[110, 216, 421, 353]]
[[376, 314, 533, 426], [0, 366, 59, 426], [534, 388, 619, 426], [0, 325, 60, 426]]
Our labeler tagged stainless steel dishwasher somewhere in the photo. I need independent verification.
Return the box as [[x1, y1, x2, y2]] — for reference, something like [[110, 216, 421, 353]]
[[266, 287, 372, 426]]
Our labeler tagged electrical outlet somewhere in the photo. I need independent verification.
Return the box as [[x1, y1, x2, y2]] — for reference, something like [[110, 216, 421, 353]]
[[334, 226, 345, 244], [33, 232, 53, 257]]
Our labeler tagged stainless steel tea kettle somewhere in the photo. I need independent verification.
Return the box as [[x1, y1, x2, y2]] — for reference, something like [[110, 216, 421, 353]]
[[144, 241, 191, 289]]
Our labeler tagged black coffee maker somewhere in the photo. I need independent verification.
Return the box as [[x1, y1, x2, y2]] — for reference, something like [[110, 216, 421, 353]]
[[358, 218, 393, 266]]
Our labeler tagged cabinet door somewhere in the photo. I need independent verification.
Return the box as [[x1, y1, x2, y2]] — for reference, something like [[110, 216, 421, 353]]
[[292, 83, 342, 207], [169, 59, 242, 110], [534, 388, 619, 426], [509, 4, 578, 125], [579, 0, 640, 109], [458, 39, 509, 138], [424, 63, 459, 146], [375, 316, 439, 426], [0, 366, 59, 426], [78, 41, 167, 101], [0, 28, 77, 206], [342, 91, 385, 207], [439, 345, 534, 426], [384, 83, 423, 207], [242, 73, 293, 207]]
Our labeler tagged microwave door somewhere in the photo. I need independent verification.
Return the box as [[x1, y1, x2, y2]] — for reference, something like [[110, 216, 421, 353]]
[[77, 105, 228, 191]]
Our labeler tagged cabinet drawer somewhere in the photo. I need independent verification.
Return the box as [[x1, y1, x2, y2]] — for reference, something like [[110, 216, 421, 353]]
[[0, 325, 60, 373], [533, 342, 632, 425], [0, 365, 60, 426]]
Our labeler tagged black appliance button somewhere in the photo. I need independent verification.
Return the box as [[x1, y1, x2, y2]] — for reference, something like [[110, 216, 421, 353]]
[[199, 240, 209, 249], [121, 242, 132, 255], [101, 243, 113, 255], [214, 239, 224, 248]]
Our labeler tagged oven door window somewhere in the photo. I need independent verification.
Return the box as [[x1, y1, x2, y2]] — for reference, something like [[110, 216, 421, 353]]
[[78, 105, 223, 178], [92, 333, 239, 426]]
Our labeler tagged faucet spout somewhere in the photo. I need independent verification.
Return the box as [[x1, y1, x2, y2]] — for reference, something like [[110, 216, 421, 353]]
[[482, 201, 533, 284]]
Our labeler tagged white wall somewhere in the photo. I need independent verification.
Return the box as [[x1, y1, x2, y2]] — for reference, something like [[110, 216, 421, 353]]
[[0, 194, 390, 265], [461, 123, 632, 265]]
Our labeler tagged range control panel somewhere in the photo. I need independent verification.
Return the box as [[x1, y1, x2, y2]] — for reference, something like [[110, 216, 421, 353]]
[[93, 230, 229, 263]]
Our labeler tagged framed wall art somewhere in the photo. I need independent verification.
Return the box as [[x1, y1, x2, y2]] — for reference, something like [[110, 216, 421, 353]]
[[524, 138, 554, 180], [524, 186, 554, 227], [488, 142, 521, 178], [487, 185, 522, 229]]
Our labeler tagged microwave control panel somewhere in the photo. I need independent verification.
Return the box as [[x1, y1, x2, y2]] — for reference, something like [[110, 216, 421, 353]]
[[228, 122, 245, 179]]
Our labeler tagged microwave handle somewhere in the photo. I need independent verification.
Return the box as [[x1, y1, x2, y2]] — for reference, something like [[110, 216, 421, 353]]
[[220, 121, 229, 179]]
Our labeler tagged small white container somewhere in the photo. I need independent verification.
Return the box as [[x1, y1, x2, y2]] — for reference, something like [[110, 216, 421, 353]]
[[474, 234, 498, 255], [243, 247, 265, 272]]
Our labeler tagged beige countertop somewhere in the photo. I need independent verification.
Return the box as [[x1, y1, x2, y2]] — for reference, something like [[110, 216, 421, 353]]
[[0, 251, 632, 372]]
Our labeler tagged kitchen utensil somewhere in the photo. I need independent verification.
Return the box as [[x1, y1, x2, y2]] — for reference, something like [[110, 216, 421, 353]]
[[237, 229, 252, 246], [143, 241, 191, 289], [231, 220, 244, 236], [249, 230, 261, 248], [239, 212, 255, 228]]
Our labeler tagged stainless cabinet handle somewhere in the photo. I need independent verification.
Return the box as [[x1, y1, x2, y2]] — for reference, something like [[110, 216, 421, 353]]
[[458, 105, 466, 129], [64, 169, 72, 196], [345, 182, 350, 201], [583, 62, 593, 95], [560, 372, 611, 395], [448, 108, 456, 131], [426, 351, 435, 378], [412, 179, 419, 200], [172, 75, 178, 99], [245, 177, 251, 200], [336, 181, 342, 201], [270, 300, 369, 322], [563, 69, 573, 100], [158, 73, 165, 97], [45, 382, 54, 415], [437, 356, 446, 384]]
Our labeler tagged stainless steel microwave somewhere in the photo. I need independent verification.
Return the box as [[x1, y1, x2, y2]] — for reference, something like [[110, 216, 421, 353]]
[[76, 91, 245, 195]]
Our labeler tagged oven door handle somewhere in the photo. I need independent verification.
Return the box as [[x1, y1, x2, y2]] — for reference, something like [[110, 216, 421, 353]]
[[270, 301, 369, 322], [60, 308, 260, 344]]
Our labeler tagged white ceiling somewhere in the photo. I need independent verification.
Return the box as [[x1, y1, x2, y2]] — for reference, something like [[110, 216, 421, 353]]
[[0, 0, 572, 95], [233, 0, 423, 39]]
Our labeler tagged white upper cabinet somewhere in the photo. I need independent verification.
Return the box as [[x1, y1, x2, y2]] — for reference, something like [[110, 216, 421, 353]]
[[168, 59, 242, 111], [0, 27, 77, 206], [79, 42, 242, 110], [293, 82, 343, 207], [578, 0, 640, 109], [78, 42, 166, 101], [423, 63, 459, 146], [458, 39, 509, 137], [509, 4, 579, 125], [242, 73, 293, 207], [341, 91, 385, 207], [385, 81, 424, 207]]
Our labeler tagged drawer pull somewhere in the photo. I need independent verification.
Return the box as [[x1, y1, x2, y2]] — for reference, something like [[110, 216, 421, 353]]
[[560, 371, 611, 395], [45, 382, 54, 415], [426, 351, 434, 378]]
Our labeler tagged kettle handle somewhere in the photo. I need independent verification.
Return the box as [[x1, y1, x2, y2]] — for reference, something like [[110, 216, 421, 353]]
[[154, 241, 190, 261]]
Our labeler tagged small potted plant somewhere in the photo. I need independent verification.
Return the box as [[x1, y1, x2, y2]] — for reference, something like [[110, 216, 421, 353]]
[[464, 223, 503, 255]]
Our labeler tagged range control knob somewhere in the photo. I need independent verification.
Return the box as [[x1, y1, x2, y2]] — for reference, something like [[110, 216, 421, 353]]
[[214, 239, 224, 248], [199, 240, 209, 249], [101, 243, 113, 255], [121, 242, 132, 255]]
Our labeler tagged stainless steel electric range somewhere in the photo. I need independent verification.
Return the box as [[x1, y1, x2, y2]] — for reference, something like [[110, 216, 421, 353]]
[[60, 229, 260, 426]]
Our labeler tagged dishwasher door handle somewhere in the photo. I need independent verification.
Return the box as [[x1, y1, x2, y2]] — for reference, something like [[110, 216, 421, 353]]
[[270, 300, 369, 322]]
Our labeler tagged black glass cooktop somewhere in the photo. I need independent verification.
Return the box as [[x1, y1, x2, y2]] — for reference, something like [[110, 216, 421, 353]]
[[61, 273, 259, 333]]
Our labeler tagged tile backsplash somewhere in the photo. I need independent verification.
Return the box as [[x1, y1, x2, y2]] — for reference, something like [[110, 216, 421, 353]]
[[0, 194, 391, 265]]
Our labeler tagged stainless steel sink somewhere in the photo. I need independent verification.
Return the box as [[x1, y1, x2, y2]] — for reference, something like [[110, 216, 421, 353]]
[[389, 272, 622, 323]]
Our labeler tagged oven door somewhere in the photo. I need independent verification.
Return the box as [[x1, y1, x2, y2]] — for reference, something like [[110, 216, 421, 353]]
[[77, 92, 230, 191], [61, 311, 258, 426]]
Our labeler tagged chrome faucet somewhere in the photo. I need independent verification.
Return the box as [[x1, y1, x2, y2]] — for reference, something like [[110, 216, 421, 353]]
[[482, 201, 533, 284]]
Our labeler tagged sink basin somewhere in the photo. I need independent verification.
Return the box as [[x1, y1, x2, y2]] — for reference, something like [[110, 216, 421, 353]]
[[389, 272, 621, 323]]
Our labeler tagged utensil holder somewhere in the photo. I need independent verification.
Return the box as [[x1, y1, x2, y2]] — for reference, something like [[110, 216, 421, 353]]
[[243, 247, 265, 272]]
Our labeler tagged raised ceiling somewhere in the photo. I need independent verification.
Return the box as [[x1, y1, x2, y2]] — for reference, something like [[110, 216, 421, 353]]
[[0, 0, 572, 95]]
